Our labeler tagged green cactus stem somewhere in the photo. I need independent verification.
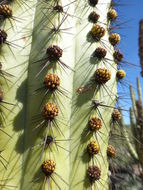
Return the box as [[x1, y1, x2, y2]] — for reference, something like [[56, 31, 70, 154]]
[[0, 0, 120, 189]]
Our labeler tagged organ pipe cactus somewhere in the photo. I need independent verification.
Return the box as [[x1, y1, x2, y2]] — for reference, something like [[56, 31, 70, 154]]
[[0, 0, 124, 189], [139, 19, 143, 77], [121, 78, 143, 179]]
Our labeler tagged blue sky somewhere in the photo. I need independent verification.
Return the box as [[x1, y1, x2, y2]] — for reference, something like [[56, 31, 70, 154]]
[[115, 0, 143, 123]]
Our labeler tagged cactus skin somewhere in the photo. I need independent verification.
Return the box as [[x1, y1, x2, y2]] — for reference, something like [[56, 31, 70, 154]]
[[0, 0, 119, 189]]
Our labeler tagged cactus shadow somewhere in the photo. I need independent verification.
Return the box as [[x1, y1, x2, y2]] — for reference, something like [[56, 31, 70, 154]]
[[81, 148, 91, 163], [12, 59, 56, 154], [86, 31, 99, 44], [24, 166, 44, 190], [73, 173, 90, 190], [13, 78, 44, 154], [12, 79, 27, 153]]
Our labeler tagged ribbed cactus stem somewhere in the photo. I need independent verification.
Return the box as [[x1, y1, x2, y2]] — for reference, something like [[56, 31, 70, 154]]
[[0, 1, 36, 188], [139, 19, 143, 76], [0, 0, 119, 189], [137, 77, 142, 103], [70, 0, 117, 189], [130, 108, 137, 139], [130, 85, 138, 119], [120, 109, 138, 161], [126, 79, 143, 176]]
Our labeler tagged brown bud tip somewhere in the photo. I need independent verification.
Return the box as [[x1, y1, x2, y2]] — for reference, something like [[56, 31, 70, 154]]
[[89, 117, 102, 132], [0, 29, 7, 44], [93, 47, 107, 59], [53, 5, 63, 13], [87, 141, 100, 155], [42, 160, 56, 176], [0, 62, 2, 70], [46, 45, 63, 61], [42, 102, 58, 120], [116, 70, 126, 80], [88, 0, 98, 7], [109, 33, 120, 46], [0, 89, 4, 102], [95, 68, 111, 84], [107, 145, 116, 158], [0, 4, 12, 18], [45, 135, 54, 145], [112, 109, 122, 122], [88, 11, 100, 23], [90, 25, 106, 40], [113, 50, 123, 63], [44, 73, 60, 90], [108, 9, 118, 20], [88, 166, 101, 182]]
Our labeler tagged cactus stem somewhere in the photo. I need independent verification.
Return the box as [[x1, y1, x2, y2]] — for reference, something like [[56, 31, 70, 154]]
[[34, 44, 74, 77], [43, 0, 77, 18], [0, 127, 11, 137], [32, 135, 70, 153], [0, 63, 14, 81], [0, 0, 119, 188], [0, 150, 8, 169], [42, 13, 73, 36], [77, 68, 113, 100], [91, 100, 115, 111], [41, 162, 69, 190], [0, 29, 7, 45], [0, 182, 17, 189]]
